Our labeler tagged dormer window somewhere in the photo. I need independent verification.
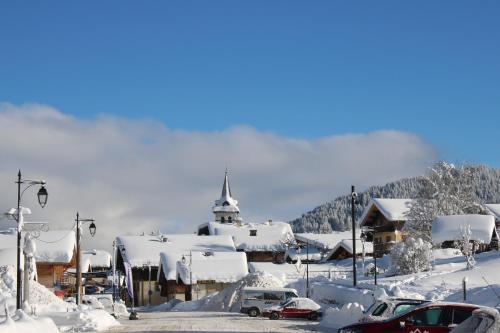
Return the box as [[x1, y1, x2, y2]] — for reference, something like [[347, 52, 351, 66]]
[[250, 229, 257, 236], [223, 201, 230, 206]]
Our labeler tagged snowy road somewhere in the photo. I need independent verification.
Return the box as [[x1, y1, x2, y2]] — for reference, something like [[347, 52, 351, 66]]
[[105, 311, 325, 333]]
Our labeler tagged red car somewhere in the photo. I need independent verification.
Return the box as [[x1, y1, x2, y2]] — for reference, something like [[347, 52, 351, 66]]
[[262, 297, 322, 321], [339, 302, 481, 333]]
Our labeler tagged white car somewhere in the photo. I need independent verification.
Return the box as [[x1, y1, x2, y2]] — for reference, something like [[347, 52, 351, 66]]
[[450, 307, 500, 333], [240, 287, 299, 317]]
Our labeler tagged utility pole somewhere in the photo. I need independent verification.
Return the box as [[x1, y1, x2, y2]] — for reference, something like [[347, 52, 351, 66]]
[[351, 185, 357, 287]]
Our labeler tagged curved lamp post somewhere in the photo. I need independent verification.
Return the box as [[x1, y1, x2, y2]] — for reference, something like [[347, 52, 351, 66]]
[[15, 170, 48, 309], [75, 212, 96, 305]]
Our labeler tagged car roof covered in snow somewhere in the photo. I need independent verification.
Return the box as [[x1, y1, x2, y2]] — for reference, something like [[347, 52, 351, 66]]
[[432, 215, 497, 244], [163, 251, 248, 284], [286, 298, 321, 310], [208, 221, 294, 252], [360, 198, 414, 226], [116, 233, 236, 268], [34, 230, 76, 264]]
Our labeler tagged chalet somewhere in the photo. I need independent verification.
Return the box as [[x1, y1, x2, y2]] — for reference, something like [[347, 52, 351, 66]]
[[432, 215, 499, 252], [83, 250, 112, 272], [33, 230, 77, 290], [288, 232, 356, 263], [485, 204, 500, 229], [206, 220, 294, 263], [115, 233, 236, 306], [359, 198, 413, 257], [157, 251, 247, 301], [326, 239, 374, 260]]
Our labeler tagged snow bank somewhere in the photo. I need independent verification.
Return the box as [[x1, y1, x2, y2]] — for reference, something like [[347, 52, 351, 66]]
[[445, 285, 500, 308], [0, 310, 59, 333], [319, 302, 365, 330], [171, 272, 284, 312], [310, 283, 375, 308], [49, 308, 120, 332]]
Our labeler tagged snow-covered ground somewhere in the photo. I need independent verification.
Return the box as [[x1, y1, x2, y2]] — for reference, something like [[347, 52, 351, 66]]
[[105, 311, 322, 333], [0, 265, 120, 333]]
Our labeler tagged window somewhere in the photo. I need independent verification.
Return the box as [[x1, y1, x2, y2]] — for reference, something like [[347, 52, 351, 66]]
[[244, 291, 264, 300], [393, 304, 417, 316], [228, 216, 232, 223], [408, 308, 448, 326], [286, 302, 297, 308], [372, 303, 388, 316], [386, 235, 392, 242], [264, 292, 282, 301], [285, 292, 298, 300], [249, 230, 257, 236], [452, 309, 472, 325], [221, 217, 225, 223]]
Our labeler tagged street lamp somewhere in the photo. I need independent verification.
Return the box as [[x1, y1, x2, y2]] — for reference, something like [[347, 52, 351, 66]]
[[351, 185, 359, 287], [181, 251, 193, 301], [75, 212, 96, 305], [15, 170, 48, 309]]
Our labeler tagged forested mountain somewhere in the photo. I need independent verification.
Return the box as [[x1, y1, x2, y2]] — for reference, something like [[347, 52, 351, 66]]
[[289, 165, 500, 233]]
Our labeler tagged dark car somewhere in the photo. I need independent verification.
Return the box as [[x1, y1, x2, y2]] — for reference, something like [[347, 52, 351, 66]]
[[262, 298, 322, 321], [339, 302, 481, 333]]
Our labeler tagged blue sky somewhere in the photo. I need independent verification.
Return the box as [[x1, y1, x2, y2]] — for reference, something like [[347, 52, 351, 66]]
[[1, 1, 499, 166]]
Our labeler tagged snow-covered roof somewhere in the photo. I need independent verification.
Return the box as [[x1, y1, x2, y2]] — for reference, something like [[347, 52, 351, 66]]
[[0, 230, 18, 266], [34, 230, 76, 264], [285, 247, 323, 262], [116, 234, 236, 268], [328, 239, 374, 257], [432, 215, 497, 244], [208, 221, 294, 252], [66, 256, 92, 274], [485, 204, 500, 220], [360, 198, 413, 226], [82, 250, 112, 268], [161, 251, 248, 284], [295, 232, 358, 250]]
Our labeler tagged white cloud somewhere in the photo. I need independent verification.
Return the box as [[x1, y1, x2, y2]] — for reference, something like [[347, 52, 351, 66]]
[[0, 103, 437, 251]]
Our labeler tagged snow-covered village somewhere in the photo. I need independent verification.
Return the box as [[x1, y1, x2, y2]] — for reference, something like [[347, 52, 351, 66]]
[[1, 2, 500, 333]]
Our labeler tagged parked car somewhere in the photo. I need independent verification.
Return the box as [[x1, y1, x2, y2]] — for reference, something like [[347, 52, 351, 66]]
[[360, 298, 429, 322], [450, 307, 500, 333], [262, 298, 322, 321], [240, 287, 299, 317], [339, 302, 481, 333]]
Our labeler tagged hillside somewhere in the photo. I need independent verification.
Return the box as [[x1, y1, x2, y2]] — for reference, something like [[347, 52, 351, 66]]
[[289, 165, 500, 233]]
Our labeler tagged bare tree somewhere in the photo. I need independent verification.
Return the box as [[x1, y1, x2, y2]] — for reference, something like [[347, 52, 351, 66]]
[[404, 162, 483, 242], [454, 224, 477, 270]]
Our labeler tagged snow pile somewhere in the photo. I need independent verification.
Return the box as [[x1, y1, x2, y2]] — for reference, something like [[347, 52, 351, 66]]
[[0, 309, 59, 333], [446, 285, 500, 308], [171, 272, 284, 312], [310, 283, 375, 308], [49, 308, 120, 332], [82, 295, 129, 318], [391, 286, 426, 300], [319, 302, 365, 330]]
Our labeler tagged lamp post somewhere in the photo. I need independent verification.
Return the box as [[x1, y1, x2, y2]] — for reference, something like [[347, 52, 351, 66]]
[[362, 226, 377, 285], [15, 170, 48, 309], [181, 251, 192, 301], [351, 185, 359, 287], [75, 212, 96, 305]]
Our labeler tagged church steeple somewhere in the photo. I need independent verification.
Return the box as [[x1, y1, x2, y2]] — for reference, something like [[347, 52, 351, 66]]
[[213, 170, 241, 223]]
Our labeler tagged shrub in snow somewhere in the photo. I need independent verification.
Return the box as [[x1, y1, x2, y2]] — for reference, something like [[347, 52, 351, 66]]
[[404, 162, 483, 242], [454, 224, 478, 270], [388, 237, 433, 276]]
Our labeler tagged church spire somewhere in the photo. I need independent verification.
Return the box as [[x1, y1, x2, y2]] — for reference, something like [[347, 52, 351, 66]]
[[221, 169, 232, 199]]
